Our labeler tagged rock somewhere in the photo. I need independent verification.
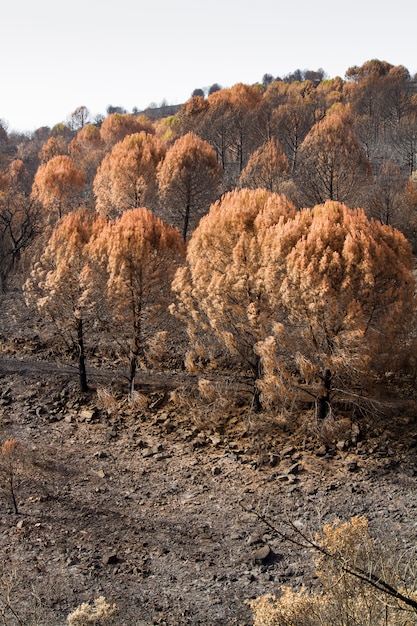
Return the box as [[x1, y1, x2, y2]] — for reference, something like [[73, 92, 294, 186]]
[[351, 422, 360, 444], [269, 454, 279, 467], [281, 446, 295, 458], [79, 409, 96, 422], [254, 545, 272, 565], [316, 445, 327, 456], [336, 440, 347, 451], [102, 553, 119, 565]]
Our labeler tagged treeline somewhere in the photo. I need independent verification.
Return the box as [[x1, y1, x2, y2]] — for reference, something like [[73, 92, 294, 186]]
[[1, 59, 417, 414]]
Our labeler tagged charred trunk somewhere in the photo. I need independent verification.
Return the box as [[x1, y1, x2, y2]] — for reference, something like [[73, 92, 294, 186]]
[[76, 317, 88, 393], [128, 354, 137, 398], [317, 368, 332, 419]]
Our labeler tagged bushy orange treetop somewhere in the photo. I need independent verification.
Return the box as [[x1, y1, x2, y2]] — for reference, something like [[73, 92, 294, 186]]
[[24, 208, 105, 391], [99, 112, 154, 146], [89, 207, 185, 395], [258, 200, 415, 415], [171, 188, 296, 408], [32, 155, 86, 221], [94, 132, 165, 218], [157, 132, 222, 240], [296, 104, 371, 207]]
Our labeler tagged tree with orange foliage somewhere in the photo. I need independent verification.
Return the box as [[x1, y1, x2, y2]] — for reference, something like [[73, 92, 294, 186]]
[[157, 132, 222, 240], [368, 160, 417, 235], [93, 132, 165, 218], [38, 136, 68, 164], [99, 112, 154, 146], [0, 160, 43, 290], [272, 82, 317, 174], [259, 201, 415, 417], [89, 208, 185, 396], [68, 125, 106, 208], [238, 138, 290, 194], [32, 155, 86, 221], [24, 209, 104, 391], [0, 439, 25, 514], [171, 189, 296, 409], [296, 105, 371, 206]]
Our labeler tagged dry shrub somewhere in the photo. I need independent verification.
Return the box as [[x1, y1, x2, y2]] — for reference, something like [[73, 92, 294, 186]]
[[96, 386, 119, 415], [145, 330, 169, 369], [250, 516, 417, 626], [128, 390, 149, 410], [67, 596, 117, 625]]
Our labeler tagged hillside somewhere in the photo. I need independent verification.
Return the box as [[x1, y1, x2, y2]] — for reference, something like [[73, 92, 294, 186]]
[[1, 292, 417, 625]]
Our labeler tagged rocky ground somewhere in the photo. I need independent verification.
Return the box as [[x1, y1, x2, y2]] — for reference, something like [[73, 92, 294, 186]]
[[1, 293, 417, 625]]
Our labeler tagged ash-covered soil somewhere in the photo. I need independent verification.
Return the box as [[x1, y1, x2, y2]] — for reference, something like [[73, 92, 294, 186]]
[[1, 293, 417, 625]]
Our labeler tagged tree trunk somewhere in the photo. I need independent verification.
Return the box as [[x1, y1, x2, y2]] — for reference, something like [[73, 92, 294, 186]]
[[128, 354, 137, 398], [9, 476, 18, 515], [76, 317, 88, 392], [251, 356, 263, 413], [317, 369, 332, 419]]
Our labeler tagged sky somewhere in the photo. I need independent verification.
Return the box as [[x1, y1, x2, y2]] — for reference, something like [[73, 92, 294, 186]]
[[1, 0, 417, 134]]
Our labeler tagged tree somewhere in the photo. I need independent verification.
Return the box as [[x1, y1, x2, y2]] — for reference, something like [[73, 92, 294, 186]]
[[296, 105, 371, 206], [32, 155, 87, 221], [272, 82, 317, 174], [171, 189, 296, 409], [0, 160, 43, 291], [191, 88, 205, 98], [0, 439, 25, 514], [227, 83, 264, 174], [38, 136, 68, 164], [24, 209, 104, 391], [238, 138, 289, 193], [68, 105, 91, 131], [68, 125, 106, 208], [157, 132, 223, 240], [93, 132, 165, 218], [259, 201, 415, 418], [368, 160, 417, 233], [88, 207, 185, 396], [99, 113, 154, 146]]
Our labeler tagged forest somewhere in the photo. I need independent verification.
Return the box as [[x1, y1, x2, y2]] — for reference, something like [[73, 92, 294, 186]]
[[1, 58, 417, 624], [1, 58, 417, 412]]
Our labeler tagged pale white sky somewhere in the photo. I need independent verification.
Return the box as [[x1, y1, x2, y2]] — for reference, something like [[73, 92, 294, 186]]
[[2, 0, 417, 133]]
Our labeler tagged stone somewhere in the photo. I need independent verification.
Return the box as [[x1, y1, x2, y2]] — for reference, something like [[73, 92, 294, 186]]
[[254, 545, 272, 565], [102, 553, 119, 565], [79, 409, 95, 422], [316, 445, 327, 456]]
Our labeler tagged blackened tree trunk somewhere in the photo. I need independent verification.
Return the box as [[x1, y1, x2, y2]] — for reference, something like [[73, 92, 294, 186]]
[[76, 317, 88, 392], [128, 354, 137, 398], [317, 368, 332, 419], [251, 355, 263, 413]]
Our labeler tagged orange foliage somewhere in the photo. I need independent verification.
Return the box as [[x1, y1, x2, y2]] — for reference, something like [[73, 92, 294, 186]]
[[99, 113, 154, 145], [94, 132, 165, 218], [297, 104, 371, 206], [32, 155, 86, 220], [157, 132, 222, 239], [171, 189, 296, 393], [259, 201, 415, 411], [89, 207, 185, 394], [239, 138, 289, 193]]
